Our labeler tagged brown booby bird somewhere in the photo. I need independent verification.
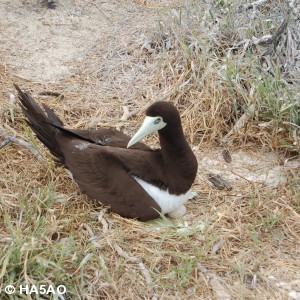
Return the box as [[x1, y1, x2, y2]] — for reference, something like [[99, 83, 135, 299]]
[[15, 84, 198, 221]]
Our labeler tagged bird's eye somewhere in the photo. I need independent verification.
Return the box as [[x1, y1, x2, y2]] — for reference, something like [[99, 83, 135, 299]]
[[154, 117, 161, 125]]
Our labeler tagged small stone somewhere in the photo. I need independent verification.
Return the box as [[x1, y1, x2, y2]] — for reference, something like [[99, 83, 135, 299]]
[[288, 290, 300, 300], [284, 285, 292, 291]]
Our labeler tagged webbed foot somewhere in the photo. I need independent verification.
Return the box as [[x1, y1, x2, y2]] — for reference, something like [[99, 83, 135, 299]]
[[168, 205, 186, 219]]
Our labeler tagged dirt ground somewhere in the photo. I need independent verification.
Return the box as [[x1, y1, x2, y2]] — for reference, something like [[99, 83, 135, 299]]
[[1, 0, 300, 299]]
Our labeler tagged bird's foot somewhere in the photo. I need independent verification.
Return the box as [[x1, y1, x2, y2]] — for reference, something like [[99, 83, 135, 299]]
[[168, 205, 186, 219], [189, 191, 198, 200]]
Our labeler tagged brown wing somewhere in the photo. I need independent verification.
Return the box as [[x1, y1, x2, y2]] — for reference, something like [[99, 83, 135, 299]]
[[63, 127, 152, 151], [57, 136, 164, 221]]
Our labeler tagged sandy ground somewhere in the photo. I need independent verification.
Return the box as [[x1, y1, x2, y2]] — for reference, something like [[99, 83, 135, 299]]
[[1, 0, 149, 82]]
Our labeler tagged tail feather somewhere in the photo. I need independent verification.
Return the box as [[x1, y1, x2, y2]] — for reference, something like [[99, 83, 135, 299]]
[[42, 103, 64, 127], [14, 84, 65, 162]]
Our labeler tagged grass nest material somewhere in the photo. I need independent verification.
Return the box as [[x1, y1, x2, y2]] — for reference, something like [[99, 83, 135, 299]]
[[0, 1, 300, 299]]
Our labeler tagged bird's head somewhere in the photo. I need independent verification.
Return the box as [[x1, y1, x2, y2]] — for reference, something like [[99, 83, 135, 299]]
[[127, 101, 180, 148]]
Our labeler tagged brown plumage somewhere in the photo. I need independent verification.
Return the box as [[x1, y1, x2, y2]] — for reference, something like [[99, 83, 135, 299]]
[[15, 84, 197, 221]]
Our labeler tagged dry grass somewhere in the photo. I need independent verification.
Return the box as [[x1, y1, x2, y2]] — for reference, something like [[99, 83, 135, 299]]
[[146, 0, 300, 152], [1, 0, 300, 299]]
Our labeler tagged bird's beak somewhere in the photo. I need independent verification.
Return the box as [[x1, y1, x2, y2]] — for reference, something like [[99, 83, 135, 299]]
[[127, 116, 166, 148]]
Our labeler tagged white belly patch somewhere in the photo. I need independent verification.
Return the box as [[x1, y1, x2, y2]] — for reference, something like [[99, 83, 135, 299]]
[[133, 176, 190, 214]]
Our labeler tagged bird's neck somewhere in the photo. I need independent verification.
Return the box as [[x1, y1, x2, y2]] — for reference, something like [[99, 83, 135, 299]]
[[159, 127, 189, 155], [158, 126, 197, 194]]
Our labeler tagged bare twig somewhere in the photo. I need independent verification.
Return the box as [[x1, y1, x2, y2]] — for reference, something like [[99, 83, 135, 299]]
[[0, 94, 17, 121], [211, 239, 227, 255], [229, 170, 253, 183], [243, 0, 268, 10], [38, 91, 65, 99], [120, 106, 140, 121], [221, 104, 256, 146], [91, 1, 110, 21], [197, 263, 231, 300], [111, 242, 142, 263], [139, 262, 152, 285], [98, 210, 156, 297], [8, 94, 17, 123], [253, 10, 291, 46], [0, 128, 42, 161]]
